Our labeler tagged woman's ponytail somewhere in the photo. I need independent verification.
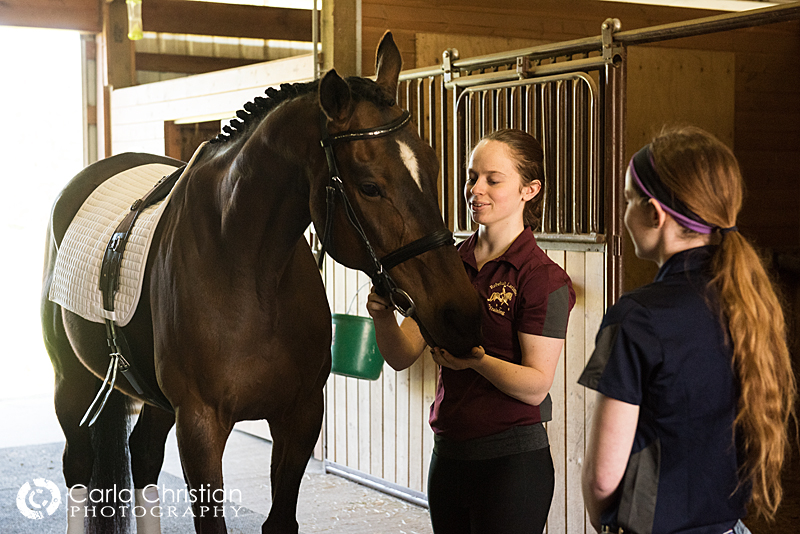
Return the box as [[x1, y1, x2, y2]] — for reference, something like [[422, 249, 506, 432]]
[[711, 231, 796, 520]]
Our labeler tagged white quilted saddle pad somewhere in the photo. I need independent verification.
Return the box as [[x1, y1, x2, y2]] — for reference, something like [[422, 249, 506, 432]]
[[49, 162, 183, 326]]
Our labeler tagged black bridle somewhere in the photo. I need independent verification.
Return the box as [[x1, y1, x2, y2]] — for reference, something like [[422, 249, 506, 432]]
[[318, 109, 455, 318]]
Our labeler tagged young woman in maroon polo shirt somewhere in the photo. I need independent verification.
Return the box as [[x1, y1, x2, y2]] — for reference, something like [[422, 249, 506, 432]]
[[368, 129, 575, 534]]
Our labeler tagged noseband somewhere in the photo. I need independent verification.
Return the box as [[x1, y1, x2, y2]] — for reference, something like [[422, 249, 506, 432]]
[[318, 109, 454, 318]]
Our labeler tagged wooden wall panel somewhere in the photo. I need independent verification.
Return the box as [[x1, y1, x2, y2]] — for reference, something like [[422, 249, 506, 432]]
[[565, 250, 587, 533], [370, 366, 384, 476], [362, 0, 722, 74], [626, 47, 735, 151], [582, 251, 605, 532], [415, 33, 547, 69], [383, 361, 398, 483], [545, 250, 567, 534], [734, 29, 800, 252], [142, 0, 311, 42], [109, 54, 313, 155], [543, 248, 605, 534]]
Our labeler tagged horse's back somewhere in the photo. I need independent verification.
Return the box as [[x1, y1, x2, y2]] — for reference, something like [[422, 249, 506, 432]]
[[49, 152, 184, 247]]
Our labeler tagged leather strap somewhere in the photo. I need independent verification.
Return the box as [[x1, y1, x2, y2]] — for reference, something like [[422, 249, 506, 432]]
[[380, 228, 455, 271], [326, 110, 410, 144], [99, 165, 185, 311]]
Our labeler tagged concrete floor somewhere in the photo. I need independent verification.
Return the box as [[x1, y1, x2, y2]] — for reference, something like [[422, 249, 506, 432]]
[[0, 393, 433, 534]]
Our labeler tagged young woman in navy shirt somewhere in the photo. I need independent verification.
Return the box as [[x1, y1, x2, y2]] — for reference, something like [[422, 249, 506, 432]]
[[580, 126, 796, 534], [368, 129, 574, 534]]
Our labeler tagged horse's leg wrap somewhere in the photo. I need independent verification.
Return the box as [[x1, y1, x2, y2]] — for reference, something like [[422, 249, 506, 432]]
[[135, 486, 162, 534], [66, 486, 87, 534]]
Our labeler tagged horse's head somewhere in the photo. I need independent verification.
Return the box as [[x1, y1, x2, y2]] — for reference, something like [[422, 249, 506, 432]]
[[311, 32, 481, 357]]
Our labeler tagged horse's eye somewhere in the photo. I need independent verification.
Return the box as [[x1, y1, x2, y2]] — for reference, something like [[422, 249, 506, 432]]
[[360, 183, 381, 197]]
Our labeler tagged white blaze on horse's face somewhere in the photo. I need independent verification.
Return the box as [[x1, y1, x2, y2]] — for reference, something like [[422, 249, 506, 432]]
[[397, 140, 422, 191]]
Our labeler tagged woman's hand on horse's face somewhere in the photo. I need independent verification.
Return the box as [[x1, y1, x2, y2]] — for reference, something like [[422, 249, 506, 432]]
[[367, 288, 395, 320], [430, 346, 485, 370]]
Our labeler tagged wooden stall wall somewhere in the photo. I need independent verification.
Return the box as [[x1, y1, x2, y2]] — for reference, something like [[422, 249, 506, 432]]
[[134, 31, 311, 84], [542, 247, 605, 534], [109, 54, 313, 155], [361, 0, 724, 75]]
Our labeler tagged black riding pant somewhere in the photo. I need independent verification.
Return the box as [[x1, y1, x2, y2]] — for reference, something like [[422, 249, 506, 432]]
[[427, 447, 555, 534]]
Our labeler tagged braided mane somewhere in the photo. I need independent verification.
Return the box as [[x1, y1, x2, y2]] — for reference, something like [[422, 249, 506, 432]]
[[209, 75, 397, 144]]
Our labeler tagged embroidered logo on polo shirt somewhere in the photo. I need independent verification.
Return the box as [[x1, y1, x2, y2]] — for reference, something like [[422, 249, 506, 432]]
[[487, 282, 517, 316]]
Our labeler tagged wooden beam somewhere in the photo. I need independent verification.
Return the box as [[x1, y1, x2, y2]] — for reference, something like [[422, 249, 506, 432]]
[[101, 0, 136, 89], [143, 0, 312, 41], [135, 52, 264, 74], [0, 0, 311, 42], [0, 0, 100, 32], [322, 0, 360, 76]]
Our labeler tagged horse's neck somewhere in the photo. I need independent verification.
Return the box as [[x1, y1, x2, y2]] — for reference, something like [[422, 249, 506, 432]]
[[176, 108, 320, 275]]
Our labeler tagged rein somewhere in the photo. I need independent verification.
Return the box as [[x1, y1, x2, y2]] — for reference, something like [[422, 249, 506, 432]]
[[318, 110, 454, 318]]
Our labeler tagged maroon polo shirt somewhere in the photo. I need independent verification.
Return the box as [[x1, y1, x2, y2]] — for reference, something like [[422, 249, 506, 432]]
[[429, 228, 575, 441]]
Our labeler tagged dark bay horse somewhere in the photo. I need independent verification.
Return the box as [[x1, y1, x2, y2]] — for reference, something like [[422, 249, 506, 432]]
[[41, 32, 481, 533]]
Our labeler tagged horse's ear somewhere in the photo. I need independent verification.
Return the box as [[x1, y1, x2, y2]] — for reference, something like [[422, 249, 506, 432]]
[[319, 68, 352, 123], [375, 31, 402, 101]]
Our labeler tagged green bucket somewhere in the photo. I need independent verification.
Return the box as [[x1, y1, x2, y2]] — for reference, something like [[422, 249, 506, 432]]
[[331, 313, 384, 380]]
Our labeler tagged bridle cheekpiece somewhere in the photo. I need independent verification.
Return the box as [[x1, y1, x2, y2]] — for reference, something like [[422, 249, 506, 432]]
[[318, 109, 454, 318]]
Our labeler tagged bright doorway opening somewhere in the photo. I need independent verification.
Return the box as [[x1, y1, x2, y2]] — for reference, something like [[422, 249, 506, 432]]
[[0, 27, 83, 402]]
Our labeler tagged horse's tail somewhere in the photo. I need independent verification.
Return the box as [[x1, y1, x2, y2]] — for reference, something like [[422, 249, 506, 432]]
[[87, 389, 133, 534]]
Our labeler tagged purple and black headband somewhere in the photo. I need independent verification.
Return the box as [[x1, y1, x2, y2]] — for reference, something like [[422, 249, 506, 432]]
[[628, 145, 737, 235]]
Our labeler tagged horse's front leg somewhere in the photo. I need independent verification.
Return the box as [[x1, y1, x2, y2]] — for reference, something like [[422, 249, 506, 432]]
[[263, 387, 325, 534], [129, 403, 175, 534], [174, 403, 231, 534]]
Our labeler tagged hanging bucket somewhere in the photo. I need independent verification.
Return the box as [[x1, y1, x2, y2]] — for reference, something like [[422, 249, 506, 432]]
[[331, 313, 384, 380]]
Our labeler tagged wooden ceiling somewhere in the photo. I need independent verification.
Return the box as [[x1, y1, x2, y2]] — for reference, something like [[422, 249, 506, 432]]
[[0, 0, 311, 41]]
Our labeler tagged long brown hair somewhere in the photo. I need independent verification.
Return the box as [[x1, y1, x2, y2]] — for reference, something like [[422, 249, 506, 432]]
[[650, 126, 796, 520], [478, 129, 545, 229]]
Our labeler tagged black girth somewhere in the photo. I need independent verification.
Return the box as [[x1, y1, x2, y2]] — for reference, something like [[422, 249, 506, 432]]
[[317, 110, 455, 318]]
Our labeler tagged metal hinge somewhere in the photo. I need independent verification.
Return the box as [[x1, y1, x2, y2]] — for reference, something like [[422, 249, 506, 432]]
[[442, 48, 460, 84], [601, 18, 622, 62]]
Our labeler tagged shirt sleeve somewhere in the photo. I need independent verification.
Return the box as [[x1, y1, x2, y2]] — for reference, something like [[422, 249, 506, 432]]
[[516, 264, 575, 339], [578, 296, 662, 406]]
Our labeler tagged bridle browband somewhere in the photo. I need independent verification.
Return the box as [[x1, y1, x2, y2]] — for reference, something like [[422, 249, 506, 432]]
[[318, 109, 455, 318]]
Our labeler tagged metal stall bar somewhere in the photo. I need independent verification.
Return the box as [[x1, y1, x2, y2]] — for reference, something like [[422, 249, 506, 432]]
[[452, 71, 602, 242], [614, 2, 800, 46], [603, 47, 626, 307]]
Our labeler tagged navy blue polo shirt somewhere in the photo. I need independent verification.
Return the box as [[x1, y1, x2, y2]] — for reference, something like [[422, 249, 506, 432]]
[[429, 228, 575, 441], [579, 246, 748, 534]]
